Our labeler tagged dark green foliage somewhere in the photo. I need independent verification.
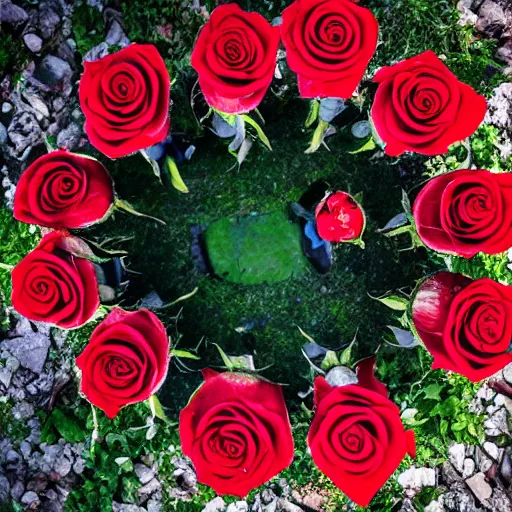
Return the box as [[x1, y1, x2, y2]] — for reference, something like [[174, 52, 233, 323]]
[[72, 3, 104, 56]]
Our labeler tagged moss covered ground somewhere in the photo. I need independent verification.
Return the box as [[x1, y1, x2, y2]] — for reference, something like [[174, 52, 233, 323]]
[[0, 0, 511, 510]]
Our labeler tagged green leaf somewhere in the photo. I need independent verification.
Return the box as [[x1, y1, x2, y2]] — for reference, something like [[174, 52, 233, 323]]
[[440, 419, 449, 436], [170, 349, 200, 360], [305, 100, 320, 128], [339, 333, 357, 365], [164, 157, 189, 193], [451, 421, 467, 432], [105, 433, 129, 451], [241, 115, 272, 150], [374, 295, 409, 311], [347, 137, 376, 154], [148, 395, 174, 425], [140, 149, 162, 182], [50, 409, 87, 443], [320, 350, 341, 371], [115, 198, 166, 225], [305, 119, 330, 154], [468, 422, 478, 437], [423, 383, 443, 401]]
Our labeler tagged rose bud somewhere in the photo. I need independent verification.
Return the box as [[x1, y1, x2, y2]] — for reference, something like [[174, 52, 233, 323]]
[[180, 369, 294, 497], [315, 191, 365, 244], [371, 51, 486, 156], [14, 150, 114, 230], [413, 169, 512, 258], [79, 44, 171, 158], [412, 272, 512, 382], [281, 0, 378, 99], [76, 308, 170, 419], [191, 4, 280, 114], [308, 359, 415, 507], [11, 231, 100, 329]]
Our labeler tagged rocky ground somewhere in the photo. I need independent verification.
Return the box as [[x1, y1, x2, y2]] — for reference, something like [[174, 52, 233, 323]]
[[1, 0, 512, 511]]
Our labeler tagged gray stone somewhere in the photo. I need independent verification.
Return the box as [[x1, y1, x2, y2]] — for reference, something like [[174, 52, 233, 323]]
[[24, 34, 43, 53], [463, 458, 475, 478], [504, 363, 512, 385], [7, 111, 42, 156], [0, 122, 7, 145], [83, 42, 109, 62], [1, 103, 12, 114], [476, 0, 507, 37], [147, 499, 162, 512], [2, 331, 50, 374], [138, 477, 161, 497], [12, 401, 34, 420], [425, 501, 445, 512], [105, 20, 130, 47], [135, 463, 155, 484], [73, 458, 85, 475], [398, 466, 436, 489], [21, 491, 40, 508], [35, 55, 73, 87], [56, 122, 81, 150], [325, 366, 358, 387], [203, 497, 226, 512], [226, 502, 249, 512], [449, 443, 466, 473], [484, 407, 508, 436], [39, 8, 61, 40], [0, 1, 28, 27], [442, 461, 463, 485], [19, 441, 31, 459], [0, 367, 12, 388], [483, 441, 500, 461], [112, 504, 145, 512], [0, 474, 10, 503], [465, 472, 492, 503], [141, 291, 165, 309], [276, 500, 303, 512], [54, 455, 72, 477], [441, 482, 483, 512], [10, 481, 24, 501]]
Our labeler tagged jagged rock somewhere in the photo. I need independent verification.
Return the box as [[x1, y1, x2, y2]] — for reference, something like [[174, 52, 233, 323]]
[[134, 463, 155, 485], [484, 407, 508, 436], [105, 20, 130, 47], [39, 8, 61, 40], [35, 55, 72, 88], [203, 497, 226, 512], [498, 41, 512, 66], [500, 448, 512, 484], [465, 472, 492, 503], [0, 1, 28, 27], [2, 332, 50, 375], [441, 482, 483, 512], [56, 122, 81, 150], [425, 501, 445, 512], [83, 42, 110, 62], [138, 477, 161, 497], [442, 461, 463, 485], [12, 402, 35, 421], [486, 487, 512, 511], [0, 474, 10, 503], [7, 111, 42, 156], [449, 443, 466, 473], [0, 122, 7, 146], [398, 466, 436, 489], [21, 490, 40, 508], [24, 34, 43, 53], [503, 364, 512, 386], [476, 0, 507, 38], [140, 291, 165, 310], [112, 503, 145, 512], [10, 481, 24, 501], [476, 447, 493, 473], [2, 103, 12, 114]]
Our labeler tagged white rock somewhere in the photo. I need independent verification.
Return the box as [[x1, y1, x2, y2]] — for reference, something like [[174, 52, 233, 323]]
[[503, 363, 512, 385], [462, 458, 475, 478], [483, 441, 500, 461], [226, 502, 249, 512], [23, 33, 43, 53], [398, 466, 436, 489], [1, 102, 12, 113], [203, 497, 226, 512], [449, 443, 466, 473]]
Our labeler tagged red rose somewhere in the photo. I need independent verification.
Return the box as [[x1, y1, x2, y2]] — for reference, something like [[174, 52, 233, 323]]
[[79, 44, 170, 158], [191, 4, 280, 114], [371, 51, 487, 156], [413, 169, 512, 258], [14, 150, 114, 230], [76, 308, 170, 419], [11, 231, 99, 329], [412, 272, 512, 382], [315, 191, 365, 243], [308, 359, 415, 507], [281, 0, 378, 99], [180, 369, 294, 497]]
